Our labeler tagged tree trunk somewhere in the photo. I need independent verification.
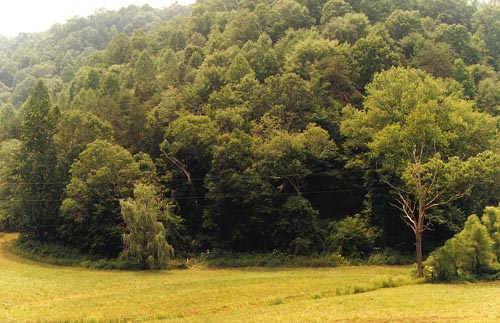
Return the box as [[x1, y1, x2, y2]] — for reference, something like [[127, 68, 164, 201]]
[[415, 231, 423, 278]]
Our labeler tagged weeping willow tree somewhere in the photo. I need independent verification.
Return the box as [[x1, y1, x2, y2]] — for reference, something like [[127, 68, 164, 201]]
[[120, 184, 174, 269]]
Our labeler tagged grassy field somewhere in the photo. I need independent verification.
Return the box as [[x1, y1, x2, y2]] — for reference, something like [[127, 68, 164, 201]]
[[2, 234, 500, 323]]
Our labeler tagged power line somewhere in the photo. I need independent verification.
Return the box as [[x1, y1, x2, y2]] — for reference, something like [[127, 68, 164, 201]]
[[0, 169, 369, 186], [0, 186, 388, 203]]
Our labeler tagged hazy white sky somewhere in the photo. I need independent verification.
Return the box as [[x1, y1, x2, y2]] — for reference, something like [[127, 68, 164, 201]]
[[0, 0, 195, 36]]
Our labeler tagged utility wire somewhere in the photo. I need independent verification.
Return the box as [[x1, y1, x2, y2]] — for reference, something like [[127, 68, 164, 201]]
[[0, 169, 369, 186], [0, 186, 390, 203]]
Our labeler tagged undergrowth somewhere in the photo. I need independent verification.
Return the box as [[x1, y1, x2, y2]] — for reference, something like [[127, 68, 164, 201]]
[[10, 239, 186, 270], [9, 238, 413, 270], [187, 249, 413, 268]]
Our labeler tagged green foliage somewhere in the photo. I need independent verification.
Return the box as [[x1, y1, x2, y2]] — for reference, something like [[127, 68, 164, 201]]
[[274, 195, 321, 255], [384, 10, 422, 41], [481, 206, 500, 262], [472, 4, 500, 64], [105, 33, 132, 65], [54, 110, 114, 160], [194, 250, 348, 268], [0, 104, 21, 141], [3, 0, 500, 265], [60, 140, 141, 256], [133, 51, 157, 102], [425, 214, 497, 282], [342, 66, 499, 276], [326, 214, 379, 258], [351, 36, 400, 89], [417, 0, 475, 27], [476, 78, 500, 115], [0, 139, 22, 231], [16, 80, 61, 242], [452, 59, 475, 99], [320, 0, 353, 24], [322, 13, 370, 44], [411, 40, 454, 78], [120, 184, 175, 269]]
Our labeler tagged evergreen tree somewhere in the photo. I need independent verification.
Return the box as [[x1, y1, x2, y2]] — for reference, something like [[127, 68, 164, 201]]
[[17, 80, 61, 242]]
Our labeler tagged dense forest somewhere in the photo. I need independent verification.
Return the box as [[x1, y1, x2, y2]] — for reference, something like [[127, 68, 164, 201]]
[[2, 0, 500, 276]]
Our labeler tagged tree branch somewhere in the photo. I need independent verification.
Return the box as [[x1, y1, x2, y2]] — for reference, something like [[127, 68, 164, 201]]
[[161, 149, 192, 184]]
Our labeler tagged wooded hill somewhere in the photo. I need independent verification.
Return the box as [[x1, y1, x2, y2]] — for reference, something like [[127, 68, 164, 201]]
[[2, 0, 500, 272]]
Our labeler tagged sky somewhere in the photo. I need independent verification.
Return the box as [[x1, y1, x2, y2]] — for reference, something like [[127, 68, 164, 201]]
[[0, 0, 195, 36]]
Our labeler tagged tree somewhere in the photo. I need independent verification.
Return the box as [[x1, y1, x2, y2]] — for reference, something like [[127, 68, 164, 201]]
[[383, 152, 470, 277], [120, 184, 175, 269], [481, 205, 500, 262], [341, 67, 498, 277], [106, 33, 132, 65], [452, 59, 475, 99], [473, 4, 500, 66], [254, 123, 338, 195], [133, 51, 157, 102], [60, 140, 141, 256], [265, 73, 315, 131], [0, 139, 22, 231], [322, 13, 370, 44], [220, 10, 262, 48], [476, 78, 500, 115], [433, 23, 482, 65], [384, 10, 422, 41], [417, 0, 476, 27], [0, 103, 21, 141], [320, 0, 353, 24], [16, 80, 61, 242], [225, 53, 255, 84], [54, 109, 115, 186], [203, 131, 274, 251], [54, 110, 114, 159], [160, 114, 219, 240], [267, 0, 315, 41], [242, 33, 280, 82], [351, 36, 400, 90], [284, 33, 340, 79], [411, 40, 455, 78]]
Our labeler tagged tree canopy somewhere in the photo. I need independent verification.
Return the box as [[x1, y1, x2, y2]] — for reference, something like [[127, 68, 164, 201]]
[[2, 0, 500, 265]]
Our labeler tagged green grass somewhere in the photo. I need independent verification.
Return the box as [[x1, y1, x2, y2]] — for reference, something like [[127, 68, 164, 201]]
[[2, 233, 500, 323]]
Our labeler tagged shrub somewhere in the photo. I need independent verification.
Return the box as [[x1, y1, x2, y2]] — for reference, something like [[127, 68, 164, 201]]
[[481, 205, 500, 262], [289, 237, 312, 256], [425, 214, 497, 282], [273, 196, 321, 255], [326, 214, 379, 258], [367, 249, 414, 265]]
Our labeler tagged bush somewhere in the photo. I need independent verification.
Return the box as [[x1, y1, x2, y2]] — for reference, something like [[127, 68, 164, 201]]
[[481, 206, 500, 262], [326, 214, 379, 258], [188, 251, 348, 268], [289, 237, 312, 256], [11, 238, 186, 270], [367, 249, 414, 265], [425, 214, 497, 282], [273, 196, 321, 255]]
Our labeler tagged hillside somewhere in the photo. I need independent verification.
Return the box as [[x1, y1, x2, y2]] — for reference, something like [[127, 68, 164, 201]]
[[1, 0, 500, 270]]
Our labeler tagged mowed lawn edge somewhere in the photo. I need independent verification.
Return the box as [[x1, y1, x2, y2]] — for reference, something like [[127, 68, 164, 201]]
[[2, 233, 500, 323]]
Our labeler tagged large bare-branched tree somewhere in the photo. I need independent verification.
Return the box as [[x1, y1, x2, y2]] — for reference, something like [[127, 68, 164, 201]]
[[387, 147, 470, 277]]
